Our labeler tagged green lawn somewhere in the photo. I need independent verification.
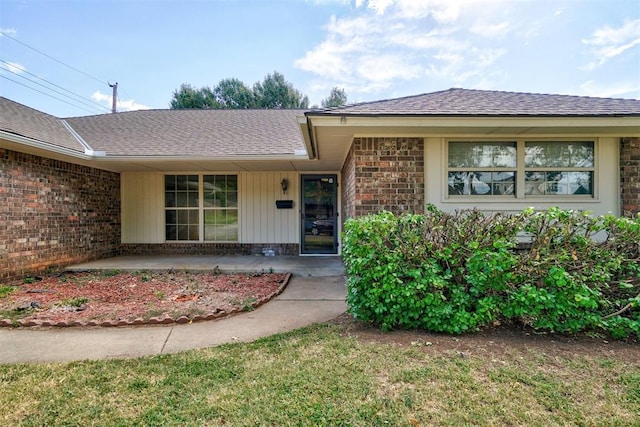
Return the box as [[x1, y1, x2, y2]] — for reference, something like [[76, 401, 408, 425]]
[[1, 323, 638, 426]]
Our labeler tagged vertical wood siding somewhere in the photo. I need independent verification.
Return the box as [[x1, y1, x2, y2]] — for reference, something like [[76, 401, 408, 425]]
[[240, 172, 299, 244], [121, 172, 164, 243]]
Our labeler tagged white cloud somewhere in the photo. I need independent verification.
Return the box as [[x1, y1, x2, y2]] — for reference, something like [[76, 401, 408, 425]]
[[366, 0, 394, 14], [582, 19, 640, 70], [0, 61, 26, 74], [0, 27, 17, 36], [91, 91, 150, 112], [470, 21, 510, 38], [579, 80, 640, 99], [296, 0, 513, 97]]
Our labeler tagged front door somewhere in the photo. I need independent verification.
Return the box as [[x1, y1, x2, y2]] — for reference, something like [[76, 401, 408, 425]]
[[301, 175, 338, 254]]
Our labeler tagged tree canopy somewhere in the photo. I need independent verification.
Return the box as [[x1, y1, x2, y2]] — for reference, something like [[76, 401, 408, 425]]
[[170, 72, 311, 110], [321, 87, 348, 108], [169, 84, 218, 109]]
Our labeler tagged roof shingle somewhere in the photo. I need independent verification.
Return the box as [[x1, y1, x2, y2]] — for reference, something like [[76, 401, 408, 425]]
[[311, 88, 640, 116], [65, 109, 307, 156], [0, 97, 84, 152]]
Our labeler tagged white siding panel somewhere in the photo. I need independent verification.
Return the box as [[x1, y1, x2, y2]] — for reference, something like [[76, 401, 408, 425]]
[[240, 171, 299, 244], [121, 172, 164, 243]]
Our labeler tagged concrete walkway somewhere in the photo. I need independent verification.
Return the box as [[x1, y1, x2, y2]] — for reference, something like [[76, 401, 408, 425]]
[[67, 254, 345, 277], [0, 273, 347, 364]]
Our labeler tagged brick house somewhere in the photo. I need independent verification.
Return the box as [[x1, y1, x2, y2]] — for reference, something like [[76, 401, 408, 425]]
[[1, 88, 639, 283]]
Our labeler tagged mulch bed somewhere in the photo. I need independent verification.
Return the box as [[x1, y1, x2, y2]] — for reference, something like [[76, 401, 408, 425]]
[[0, 270, 290, 327]]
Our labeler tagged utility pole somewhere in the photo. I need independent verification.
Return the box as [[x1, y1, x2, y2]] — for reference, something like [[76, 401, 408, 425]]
[[108, 82, 118, 113]]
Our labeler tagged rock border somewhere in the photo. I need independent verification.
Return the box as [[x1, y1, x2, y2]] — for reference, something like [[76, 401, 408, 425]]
[[0, 273, 291, 328]]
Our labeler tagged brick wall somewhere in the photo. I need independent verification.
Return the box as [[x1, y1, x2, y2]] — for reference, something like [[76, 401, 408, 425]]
[[121, 243, 299, 256], [621, 137, 640, 217], [341, 137, 425, 218], [0, 148, 121, 283], [341, 145, 356, 221]]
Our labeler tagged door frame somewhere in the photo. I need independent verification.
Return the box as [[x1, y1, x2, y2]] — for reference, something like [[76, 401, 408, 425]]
[[300, 174, 339, 255]]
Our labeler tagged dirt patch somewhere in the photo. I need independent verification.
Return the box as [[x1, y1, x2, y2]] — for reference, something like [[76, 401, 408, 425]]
[[329, 313, 640, 365], [0, 270, 289, 327]]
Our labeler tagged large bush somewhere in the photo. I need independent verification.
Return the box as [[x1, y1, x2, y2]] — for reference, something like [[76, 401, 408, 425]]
[[342, 207, 640, 338]]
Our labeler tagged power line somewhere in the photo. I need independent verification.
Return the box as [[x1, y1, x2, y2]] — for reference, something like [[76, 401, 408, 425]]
[[0, 31, 107, 86], [0, 75, 104, 115], [0, 59, 111, 113]]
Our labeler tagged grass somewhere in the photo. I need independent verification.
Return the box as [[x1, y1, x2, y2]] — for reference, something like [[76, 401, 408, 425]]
[[0, 324, 638, 426], [0, 285, 15, 299]]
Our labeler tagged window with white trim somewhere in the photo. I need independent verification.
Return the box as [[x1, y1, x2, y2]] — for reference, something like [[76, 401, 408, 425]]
[[165, 174, 238, 241], [447, 140, 595, 198]]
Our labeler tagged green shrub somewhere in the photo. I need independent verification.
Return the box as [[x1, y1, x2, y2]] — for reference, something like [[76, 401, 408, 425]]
[[342, 207, 640, 338], [343, 209, 520, 334]]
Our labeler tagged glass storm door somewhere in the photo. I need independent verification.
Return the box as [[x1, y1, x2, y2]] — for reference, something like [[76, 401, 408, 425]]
[[301, 175, 338, 254]]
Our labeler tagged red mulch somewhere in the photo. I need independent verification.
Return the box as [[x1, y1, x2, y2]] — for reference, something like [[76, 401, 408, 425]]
[[0, 271, 288, 327]]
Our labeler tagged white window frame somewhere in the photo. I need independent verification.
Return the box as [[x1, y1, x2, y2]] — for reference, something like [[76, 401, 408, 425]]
[[164, 174, 239, 242], [445, 139, 597, 201]]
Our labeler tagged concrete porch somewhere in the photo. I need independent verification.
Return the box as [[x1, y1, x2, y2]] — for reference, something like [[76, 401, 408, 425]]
[[66, 255, 345, 277]]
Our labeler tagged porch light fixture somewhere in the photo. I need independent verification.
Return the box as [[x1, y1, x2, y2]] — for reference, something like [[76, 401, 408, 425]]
[[340, 115, 347, 124], [281, 178, 288, 193]]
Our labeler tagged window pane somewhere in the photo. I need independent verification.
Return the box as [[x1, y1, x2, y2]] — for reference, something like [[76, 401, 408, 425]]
[[189, 225, 199, 241], [203, 175, 237, 208], [204, 208, 238, 241], [176, 192, 188, 207], [203, 176, 216, 207], [189, 209, 199, 224], [177, 210, 189, 224], [226, 175, 237, 191], [449, 142, 516, 168], [166, 225, 177, 240], [448, 172, 515, 196], [525, 171, 593, 195], [227, 210, 238, 240], [177, 225, 190, 240], [524, 172, 546, 195], [165, 210, 177, 225], [227, 192, 238, 208], [525, 142, 594, 167], [188, 191, 199, 207], [491, 172, 515, 195], [165, 175, 176, 191], [165, 192, 176, 207]]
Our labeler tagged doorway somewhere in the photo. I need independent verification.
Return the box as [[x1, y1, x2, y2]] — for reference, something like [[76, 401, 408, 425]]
[[301, 175, 338, 254]]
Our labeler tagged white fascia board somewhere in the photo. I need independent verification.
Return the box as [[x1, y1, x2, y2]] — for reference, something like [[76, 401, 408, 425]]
[[0, 130, 92, 160], [308, 115, 640, 131], [95, 154, 306, 162]]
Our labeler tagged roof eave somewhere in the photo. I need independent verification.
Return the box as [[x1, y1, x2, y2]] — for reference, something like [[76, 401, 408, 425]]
[[297, 115, 316, 160], [97, 153, 309, 162], [0, 130, 94, 160]]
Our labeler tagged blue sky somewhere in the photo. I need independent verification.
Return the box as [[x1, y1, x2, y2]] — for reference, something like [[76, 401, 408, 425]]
[[1, 0, 639, 117]]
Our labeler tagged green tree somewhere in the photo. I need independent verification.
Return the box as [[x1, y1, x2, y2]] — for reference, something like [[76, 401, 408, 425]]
[[213, 78, 256, 109], [321, 87, 348, 108], [170, 84, 219, 109], [253, 71, 309, 109], [170, 72, 309, 110]]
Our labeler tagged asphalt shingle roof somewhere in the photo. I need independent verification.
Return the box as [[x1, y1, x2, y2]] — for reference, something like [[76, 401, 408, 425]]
[[3, 89, 639, 160], [65, 109, 307, 156], [311, 88, 640, 117], [0, 96, 85, 152]]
